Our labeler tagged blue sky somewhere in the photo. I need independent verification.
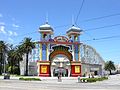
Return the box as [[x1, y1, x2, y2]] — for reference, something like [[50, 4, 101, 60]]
[[0, 0, 120, 64]]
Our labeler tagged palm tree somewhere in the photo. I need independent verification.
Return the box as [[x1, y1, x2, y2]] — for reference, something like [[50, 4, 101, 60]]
[[13, 46, 23, 75], [104, 61, 116, 75], [0, 41, 8, 74], [7, 45, 23, 75], [7, 48, 15, 74], [20, 38, 35, 76]]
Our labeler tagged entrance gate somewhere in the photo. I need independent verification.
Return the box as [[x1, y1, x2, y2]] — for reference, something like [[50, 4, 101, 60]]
[[49, 45, 72, 77], [53, 67, 68, 77], [50, 54, 71, 77]]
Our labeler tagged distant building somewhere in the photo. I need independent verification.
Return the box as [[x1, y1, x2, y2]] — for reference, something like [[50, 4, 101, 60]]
[[116, 64, 120, 74], [20, 22, 105, 77]]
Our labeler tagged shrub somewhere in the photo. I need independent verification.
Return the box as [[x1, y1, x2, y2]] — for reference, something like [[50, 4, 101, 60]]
[[97, 78, 103, 81], [86, 78, 97, 82], [81, 77, 108, 83], [19, 77, 41, 81]]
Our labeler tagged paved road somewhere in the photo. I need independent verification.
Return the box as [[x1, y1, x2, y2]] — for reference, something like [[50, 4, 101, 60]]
[[0, 74, 120, 90]]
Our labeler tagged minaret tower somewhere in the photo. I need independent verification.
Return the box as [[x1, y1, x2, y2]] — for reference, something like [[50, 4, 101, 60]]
[[38, 20, 54, 76], [66, 24, 83, 76]]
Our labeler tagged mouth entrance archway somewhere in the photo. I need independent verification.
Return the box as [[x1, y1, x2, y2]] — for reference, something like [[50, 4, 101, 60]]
[[49, 45, 72, 77], [50, 54, 71, 77]]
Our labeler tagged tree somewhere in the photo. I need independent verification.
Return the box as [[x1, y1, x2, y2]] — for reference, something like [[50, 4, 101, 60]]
[[7, 45, 23, 75], [7, 48, 15, 74], [0, 41, 8, 74], [104, 61, 116, 75], [13, 46, 23, 75], [20, 38, 35, 76]]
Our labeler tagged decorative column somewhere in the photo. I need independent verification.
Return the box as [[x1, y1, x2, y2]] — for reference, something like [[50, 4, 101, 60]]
[[72, 45, 75, 61]]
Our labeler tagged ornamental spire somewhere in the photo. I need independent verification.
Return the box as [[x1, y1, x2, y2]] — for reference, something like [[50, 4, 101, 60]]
[[72, 15, 75, 26], [46, 12, 48, 24]]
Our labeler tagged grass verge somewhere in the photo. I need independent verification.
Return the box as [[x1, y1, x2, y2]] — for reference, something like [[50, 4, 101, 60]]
[[19, 77, 41, 81]]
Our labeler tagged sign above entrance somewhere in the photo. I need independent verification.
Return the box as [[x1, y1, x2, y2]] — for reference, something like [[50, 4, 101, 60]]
[[54, 36, 69, 42]]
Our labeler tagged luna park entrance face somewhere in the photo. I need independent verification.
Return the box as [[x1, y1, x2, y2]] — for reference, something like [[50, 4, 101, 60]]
[[51, 54, 71, 77]]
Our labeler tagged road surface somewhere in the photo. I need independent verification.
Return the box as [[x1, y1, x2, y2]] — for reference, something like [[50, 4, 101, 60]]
[[0, 74, 120, 90]]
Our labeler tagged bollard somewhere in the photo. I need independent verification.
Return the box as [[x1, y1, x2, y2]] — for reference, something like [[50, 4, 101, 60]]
[[78, 76, 81, 83]]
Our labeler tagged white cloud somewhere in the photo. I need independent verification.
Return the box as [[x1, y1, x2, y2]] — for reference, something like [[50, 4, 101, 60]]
[[13, 32, 18, 36], [8, 30, 13, 36], [8, 31, 18, 36], [8, 37, 13, 43], [0, 26, 6, 34], [12, 24, 19, 28], [0, 13, 3, 18]]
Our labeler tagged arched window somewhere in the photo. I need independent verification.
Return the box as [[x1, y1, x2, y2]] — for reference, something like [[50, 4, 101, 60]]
[[43, 34, 47, 39]]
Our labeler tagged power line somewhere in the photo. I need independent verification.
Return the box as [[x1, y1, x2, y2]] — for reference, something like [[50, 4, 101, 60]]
[[54, 13, 120, 29], [82, 34, 120, 42], [84, 23, 120, 32], [9, 22, 120, 40], [10, 12, 120, 38], [7, 13, 120, 39], [7, 33, 120, 46], [54, 12, 120, 29], [75, 0, 85, 24], [82, 13, 120, 22], [54, 13, 120, 28], [11, 23, 120, 39]]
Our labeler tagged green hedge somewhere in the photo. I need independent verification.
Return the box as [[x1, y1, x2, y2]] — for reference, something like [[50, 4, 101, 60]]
[[19, 77, 41, 81], [81, 77, 108, 83]]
